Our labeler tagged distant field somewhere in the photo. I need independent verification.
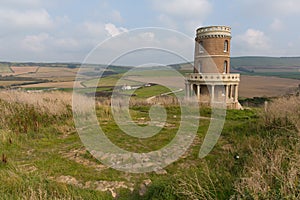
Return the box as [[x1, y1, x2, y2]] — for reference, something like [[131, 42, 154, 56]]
[[0, 81, 34, 87], [121, 85, 172, 98], [126, 75, 185, 91], [239, 75, 299, 98], [126, 69, 183, 77], [0, 64, 12, 73], [82, 74, 142, 87], [21, 81, 84, 88], [243, 72, 300, 80], [128, 74, 299, 98], [36, 67, 78, 73], [10, 66, 39, 75]]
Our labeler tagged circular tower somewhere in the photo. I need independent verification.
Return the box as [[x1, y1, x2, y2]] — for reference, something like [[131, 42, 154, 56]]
[[194, 26, 231, 74]]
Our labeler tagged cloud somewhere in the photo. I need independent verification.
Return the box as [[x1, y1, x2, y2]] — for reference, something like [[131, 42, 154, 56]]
[[86, 28, 194, 66], [270, 19, 284, 31], [152, 0, 212, 32], [235, 29, 271, 54], [0, 9, 53, 29], [158, 14, 177, 29], [0, 0, 41, 8], [105, 23, 128, 37], [237, 0, 300, 18], [83, 22, 105, 36], [153, 0, 211, 18], [110, 10, 123, 23], [21, 33, 49, 52], [271, 0, 300, 15]]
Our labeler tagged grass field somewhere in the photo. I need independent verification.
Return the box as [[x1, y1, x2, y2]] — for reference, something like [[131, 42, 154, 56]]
[[0, 90, 299, 199], [0, 64, 12, 73], [244, 72, 300, 80], [21, 81, 84, 89], [120, 85, 173, 98], [82, 74, 142, 87]]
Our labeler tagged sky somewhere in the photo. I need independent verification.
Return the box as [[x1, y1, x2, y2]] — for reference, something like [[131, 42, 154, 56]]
[[0, 0, 300, 64]]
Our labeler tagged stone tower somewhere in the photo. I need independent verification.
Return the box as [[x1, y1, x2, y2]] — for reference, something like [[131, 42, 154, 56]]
[[185, 26, 241, 109]]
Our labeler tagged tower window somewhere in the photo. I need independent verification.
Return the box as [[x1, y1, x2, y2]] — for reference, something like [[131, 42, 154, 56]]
[[224, 61, 228, 73], [224, 40, 228, 52], [199, 41, 204, 53]]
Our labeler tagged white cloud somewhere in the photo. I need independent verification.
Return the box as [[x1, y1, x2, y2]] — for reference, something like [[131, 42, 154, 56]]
[[0, 0, 41, 8], [158, 14, 177, 29], [86, 28, 194, 65], [153, 0, 211, 18], [21, 33, 49, 52], [238, 0, 300, 17], [83, 22, 105, 36], [152, 0, 211, 32], [235, 29, 271, 54], [54, 38, 79, 49], [270, 19, 284, 31], [0, 9, 53, 28], [104, 23, 128, 37], [272, 0, 300, 15], [110, 10, 123, 23]]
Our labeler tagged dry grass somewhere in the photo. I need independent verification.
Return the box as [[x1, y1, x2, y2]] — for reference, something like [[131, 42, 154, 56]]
[[234, 95, 300, 199], [0, 90, 72, 115], [234, 139, 300, 199], [174, 164, 218, 200], [263, 95, 300, 132]]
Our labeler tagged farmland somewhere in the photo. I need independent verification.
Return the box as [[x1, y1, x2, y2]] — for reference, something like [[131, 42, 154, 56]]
[[0, 58, 299, 99], [0, 58, 299, 199]]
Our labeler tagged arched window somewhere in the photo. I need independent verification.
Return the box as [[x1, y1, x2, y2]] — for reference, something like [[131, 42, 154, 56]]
[[199, 41, 204, 53], [224, 40, 228, 52], [198, 61, 202, 73], [224, 61, 228, 73]]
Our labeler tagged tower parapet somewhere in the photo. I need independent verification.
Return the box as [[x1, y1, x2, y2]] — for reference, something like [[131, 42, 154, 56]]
[[196, 26, 231, 39]]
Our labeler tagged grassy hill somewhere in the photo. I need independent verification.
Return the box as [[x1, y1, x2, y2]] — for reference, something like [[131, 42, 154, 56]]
[[230, 57, 300, 80], [0, 90, 299, 199], [231, 56, 300, 67]]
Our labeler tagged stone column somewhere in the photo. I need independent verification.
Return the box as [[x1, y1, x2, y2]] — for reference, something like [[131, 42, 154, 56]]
[[185, 82, 189, 98], [225, 84, 229, 102], [190, 83, 194, 97], [197, 84, 200, 100], [211, 85, 215, 102], [230, 85, 233, 99], [234, 85, 239, 102]]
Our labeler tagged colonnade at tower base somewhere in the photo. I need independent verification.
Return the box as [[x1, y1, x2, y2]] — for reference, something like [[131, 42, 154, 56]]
[[185, 73, 243, 110]]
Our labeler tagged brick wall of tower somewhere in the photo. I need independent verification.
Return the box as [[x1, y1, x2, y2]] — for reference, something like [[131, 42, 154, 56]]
[[194, 34, 231, 74]]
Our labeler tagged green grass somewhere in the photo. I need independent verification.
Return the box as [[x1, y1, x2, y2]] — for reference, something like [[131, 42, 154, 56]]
[[82, 74, 142, 87], [127, 85, 172, 98], [126, 69, 182, 77], [240, 71, 300, 80], [0, 91, 299, 199]]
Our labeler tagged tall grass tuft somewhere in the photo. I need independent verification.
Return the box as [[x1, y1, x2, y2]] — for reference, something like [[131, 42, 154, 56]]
[[263, 95, 300, 133], [233, 95, 300, 199], [0, 90, 72, 134]]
